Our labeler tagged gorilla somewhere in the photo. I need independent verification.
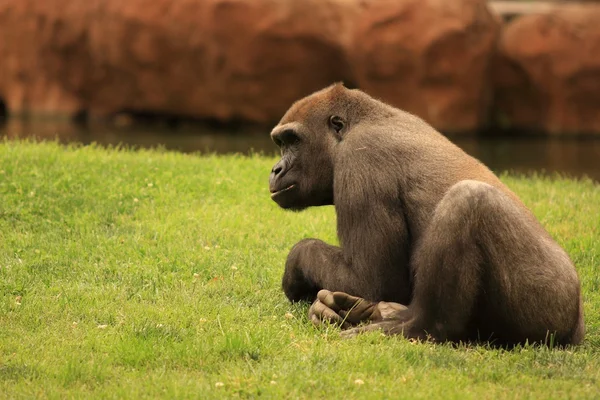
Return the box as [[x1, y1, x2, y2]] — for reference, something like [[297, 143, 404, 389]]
[[268, 83, 584, 346]]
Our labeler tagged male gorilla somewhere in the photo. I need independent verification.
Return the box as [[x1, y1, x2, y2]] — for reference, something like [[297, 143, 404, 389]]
[[268, 84, 584, 346]]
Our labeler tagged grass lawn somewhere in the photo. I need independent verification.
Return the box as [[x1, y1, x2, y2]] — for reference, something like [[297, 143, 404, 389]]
[[1, 140, 599, 399]]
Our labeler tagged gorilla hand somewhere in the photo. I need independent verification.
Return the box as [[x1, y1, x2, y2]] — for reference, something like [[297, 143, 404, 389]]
[[308, 289, 409, 329]]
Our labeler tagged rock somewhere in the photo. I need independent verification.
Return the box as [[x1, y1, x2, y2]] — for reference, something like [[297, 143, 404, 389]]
[[0, 0, 355, 124], [0, 0, 499, 132], [349, 0, 500, 133], [493, 4, 600, 135], [0, 0, 85, 117], [489, 1, 556, 22]]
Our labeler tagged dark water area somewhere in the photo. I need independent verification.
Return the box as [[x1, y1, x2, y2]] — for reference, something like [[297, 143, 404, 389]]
[[1, 119, 599, 182]]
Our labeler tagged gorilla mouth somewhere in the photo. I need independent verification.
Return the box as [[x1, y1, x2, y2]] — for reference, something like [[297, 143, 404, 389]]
[[270, 184, 296, 198]]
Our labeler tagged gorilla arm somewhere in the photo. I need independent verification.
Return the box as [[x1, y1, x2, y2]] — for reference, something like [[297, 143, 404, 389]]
[[282, 167, 412, 305], [281, 210, 411, 305]]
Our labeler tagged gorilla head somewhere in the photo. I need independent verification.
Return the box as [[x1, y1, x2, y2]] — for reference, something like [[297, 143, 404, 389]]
[[268, 84, 358, 210]]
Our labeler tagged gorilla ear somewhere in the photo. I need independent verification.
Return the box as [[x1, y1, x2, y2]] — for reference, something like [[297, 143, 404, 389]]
[[329, 115, 346, 139], [328, 83, 351, 140]]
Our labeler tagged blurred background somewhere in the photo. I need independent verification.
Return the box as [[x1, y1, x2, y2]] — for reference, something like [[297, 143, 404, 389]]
[[0, 0, 599, 180]]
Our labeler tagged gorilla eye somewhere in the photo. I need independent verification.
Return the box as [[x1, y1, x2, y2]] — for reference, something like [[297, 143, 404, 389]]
[[281, 130, 300, 145], [272, 129, 300, 147], [329, 116, 345, 134]]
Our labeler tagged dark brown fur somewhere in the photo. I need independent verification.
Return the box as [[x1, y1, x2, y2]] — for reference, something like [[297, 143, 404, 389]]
[[268, 84, 584, 346]]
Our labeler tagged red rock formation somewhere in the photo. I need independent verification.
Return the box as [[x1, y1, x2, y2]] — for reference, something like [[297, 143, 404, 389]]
[[349, 0, 500, 133], [0, 0, 499, 132], [494, 4, 600, 135], [0, 0, 86, 116], [0, 0, 355, 123]]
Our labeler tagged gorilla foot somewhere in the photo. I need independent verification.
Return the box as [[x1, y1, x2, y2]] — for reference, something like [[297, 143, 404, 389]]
[[340, 320, 429, 341], [340, 320, 404, 338]]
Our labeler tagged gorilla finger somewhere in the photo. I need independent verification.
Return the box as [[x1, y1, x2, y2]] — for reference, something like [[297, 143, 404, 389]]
[[310, 313, 321, 327], [339, 305, 375, 324], [316, 289, 340, 312], [332, 291, 369, 310], [310, 308, 352, 329], [310, 300, 345, 325]]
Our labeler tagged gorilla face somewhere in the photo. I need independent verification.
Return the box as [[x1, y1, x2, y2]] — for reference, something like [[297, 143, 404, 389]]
[[268, 88, 349, 211], [268, 120, 337, 211]]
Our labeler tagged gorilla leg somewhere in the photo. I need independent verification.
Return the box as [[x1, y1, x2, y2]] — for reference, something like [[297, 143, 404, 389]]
[[341, 180, 583, 345]]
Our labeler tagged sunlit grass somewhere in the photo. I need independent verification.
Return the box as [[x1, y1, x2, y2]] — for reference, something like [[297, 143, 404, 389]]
[[1, 140, 599, 398]]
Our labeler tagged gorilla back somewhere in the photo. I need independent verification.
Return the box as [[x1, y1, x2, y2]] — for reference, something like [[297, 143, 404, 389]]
[[269, 83, 584, 346]]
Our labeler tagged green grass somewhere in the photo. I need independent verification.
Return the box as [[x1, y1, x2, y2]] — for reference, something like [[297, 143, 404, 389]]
[[1, 140, 599, 399]]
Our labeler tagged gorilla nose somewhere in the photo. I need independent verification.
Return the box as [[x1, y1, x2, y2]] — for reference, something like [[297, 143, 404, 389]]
[[271, 159, 287, 177], [272, 165, 283, 175]]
